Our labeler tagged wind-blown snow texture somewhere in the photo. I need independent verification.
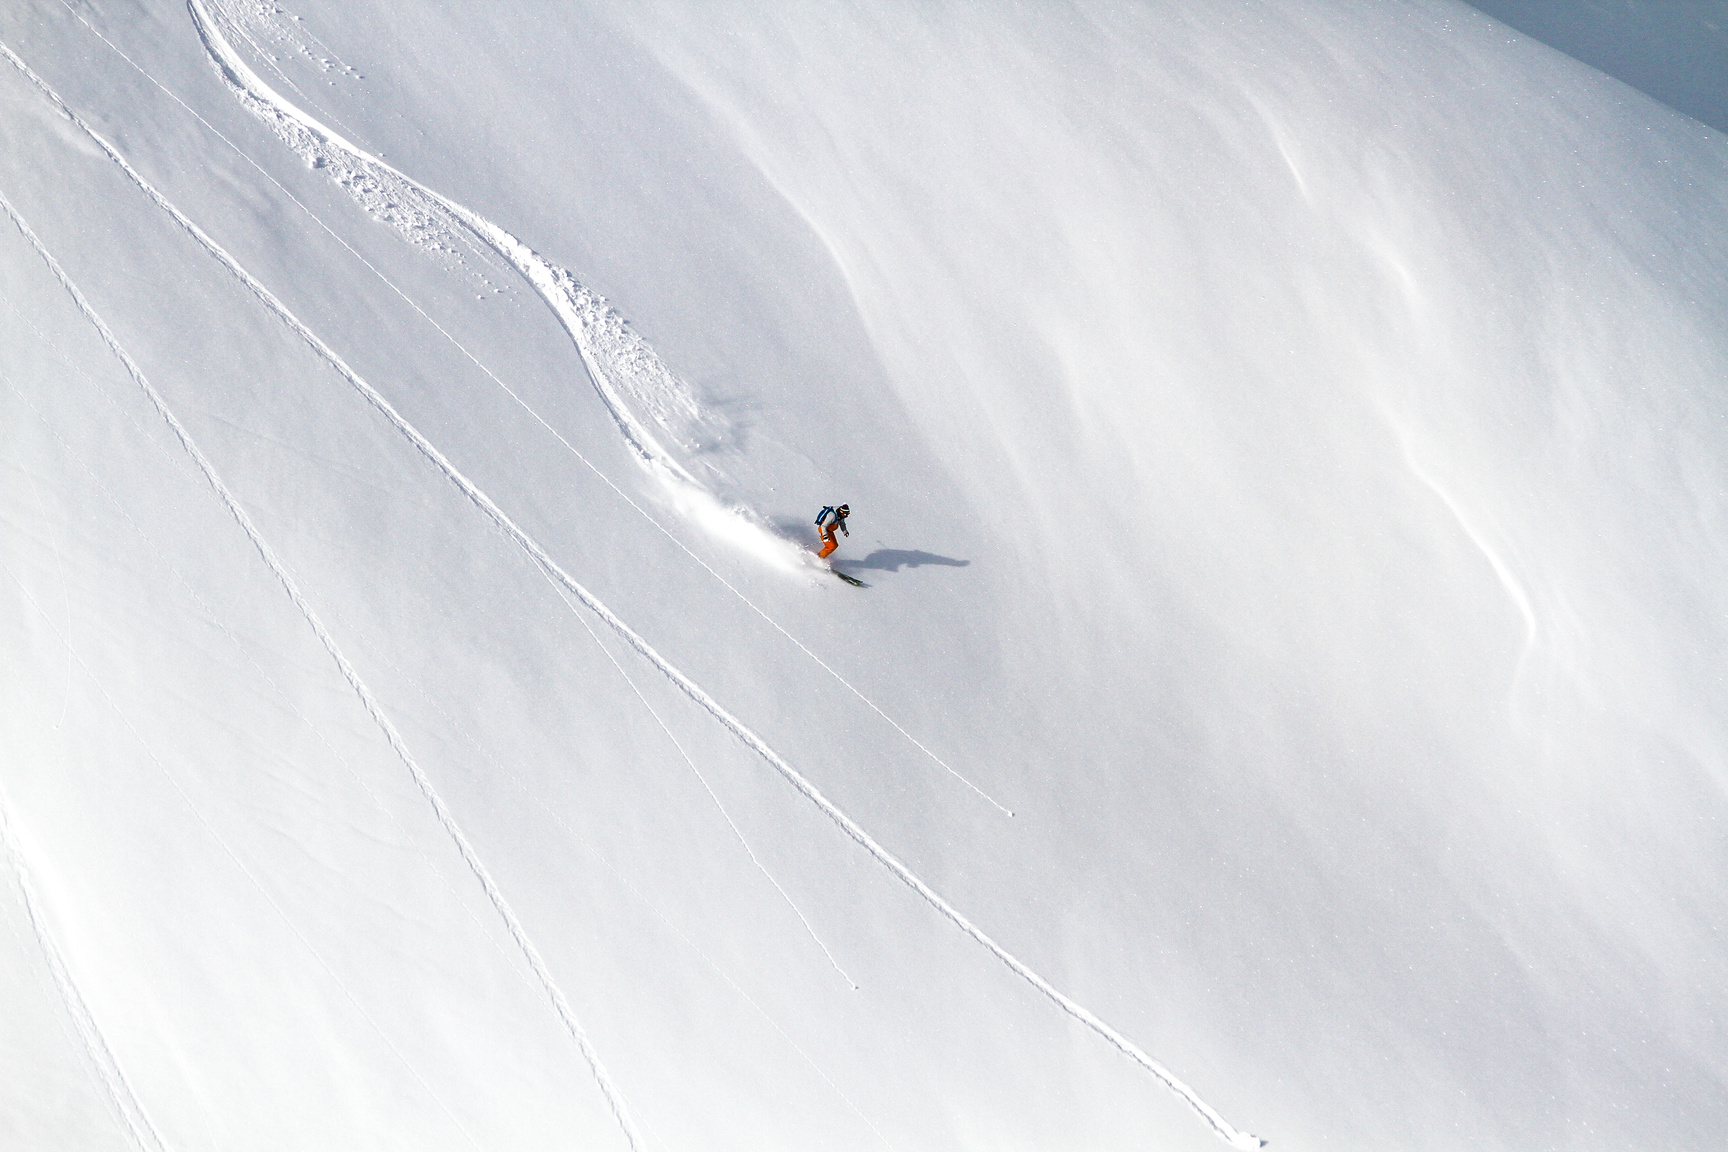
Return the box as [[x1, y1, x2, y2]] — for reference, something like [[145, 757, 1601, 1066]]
[[2, 2, 1725, 1150]]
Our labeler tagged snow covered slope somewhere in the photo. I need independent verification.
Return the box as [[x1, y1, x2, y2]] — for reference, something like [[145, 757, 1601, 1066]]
[[2, 2, 1724, 1149]]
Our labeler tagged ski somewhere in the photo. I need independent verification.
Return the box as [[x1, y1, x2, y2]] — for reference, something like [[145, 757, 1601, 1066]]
[[833, 570, 865, 587]]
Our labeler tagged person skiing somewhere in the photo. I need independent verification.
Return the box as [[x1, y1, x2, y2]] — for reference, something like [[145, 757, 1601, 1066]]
[[815, 503, 850, 558]]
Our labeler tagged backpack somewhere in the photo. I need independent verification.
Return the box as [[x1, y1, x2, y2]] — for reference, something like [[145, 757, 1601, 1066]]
[[815, 506, 835, 527]]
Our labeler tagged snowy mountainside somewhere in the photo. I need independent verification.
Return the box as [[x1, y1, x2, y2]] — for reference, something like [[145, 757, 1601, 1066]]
[[2, 2, 1725, 1150]]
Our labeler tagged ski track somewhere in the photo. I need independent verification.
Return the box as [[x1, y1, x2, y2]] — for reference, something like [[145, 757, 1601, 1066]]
[[533, 558, 859, 990], [352, 564, 896, 1151], [2, 555, 483, 1152], [0, 789, 169, 1152], [1, 322, 479, 1150], [7, 24, 1263, 1151], [0, 81, 645, 1152], [0, 335, 535, 1016], [0, 184, 499, 1152]]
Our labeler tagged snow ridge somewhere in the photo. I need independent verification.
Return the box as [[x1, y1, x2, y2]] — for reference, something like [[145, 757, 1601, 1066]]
[[0, 43, 646, 1152]]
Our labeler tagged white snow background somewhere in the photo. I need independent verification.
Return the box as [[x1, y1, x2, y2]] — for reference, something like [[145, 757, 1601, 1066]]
[[1, 2, 1724, 1149]]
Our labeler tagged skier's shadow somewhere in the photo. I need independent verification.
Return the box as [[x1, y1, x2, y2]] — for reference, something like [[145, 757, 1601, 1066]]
[[853, 549, 969, 573]]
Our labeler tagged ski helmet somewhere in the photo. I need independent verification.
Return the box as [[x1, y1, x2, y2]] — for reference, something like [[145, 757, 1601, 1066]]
[[837, 504, 849, 515]]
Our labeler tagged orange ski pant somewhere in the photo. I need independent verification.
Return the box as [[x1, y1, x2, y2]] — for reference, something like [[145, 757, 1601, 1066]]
[[818, 525, 839, 558]]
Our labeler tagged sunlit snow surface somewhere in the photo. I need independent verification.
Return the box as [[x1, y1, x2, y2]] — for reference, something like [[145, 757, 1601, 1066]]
[[2, 2, 1725, 1149]]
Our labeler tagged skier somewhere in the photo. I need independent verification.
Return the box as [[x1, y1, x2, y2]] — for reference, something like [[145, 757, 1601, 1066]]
[[815, 503, 850, 558]]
